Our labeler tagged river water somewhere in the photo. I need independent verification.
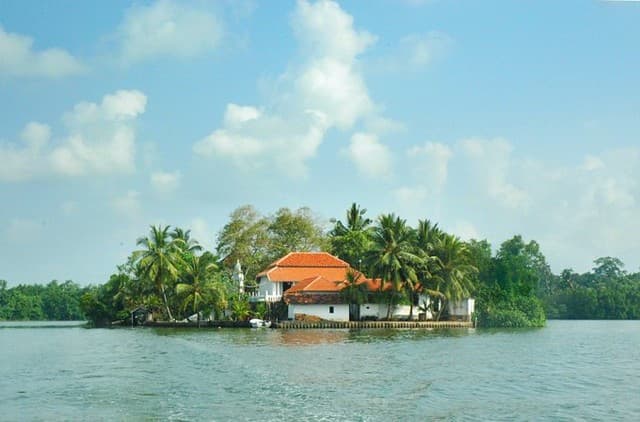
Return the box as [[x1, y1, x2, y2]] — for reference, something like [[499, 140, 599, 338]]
[[1, 320, 639, 421]]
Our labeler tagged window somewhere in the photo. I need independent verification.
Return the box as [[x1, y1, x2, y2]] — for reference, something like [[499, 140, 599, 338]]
[[329, 306, 334, 314]]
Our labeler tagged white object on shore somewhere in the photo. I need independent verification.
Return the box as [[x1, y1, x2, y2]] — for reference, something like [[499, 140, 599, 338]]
[[249, 319, 271, 328]]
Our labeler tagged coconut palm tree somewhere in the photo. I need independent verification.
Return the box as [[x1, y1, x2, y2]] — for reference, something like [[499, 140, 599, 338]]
[[330, 203, 373, 269], [134, 225, 182, 321], [171, 227, 203, 255], [339, 270, 370, 320], [176, 252, 227, 323], [412, 219, 444, 318], [365, 214, 419, 319], [431, 234, 477, 320]]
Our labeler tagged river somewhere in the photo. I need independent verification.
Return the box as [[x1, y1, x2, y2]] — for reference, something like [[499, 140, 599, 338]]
[[1, 320, 639, 421]]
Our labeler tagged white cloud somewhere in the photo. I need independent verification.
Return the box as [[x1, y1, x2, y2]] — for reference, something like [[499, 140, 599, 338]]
[[20, 122, 51, 151], [451, 221, 480, 241], [194, 0, 384, 177], [291, 0, 376, 62], [394, 185, 428, 204], [151, 170, 181, 194], [0, 121, 50, 182], [0, 25, 85, 78], [583, 154, 604, 171], [189, 217, 213, 251], [117, 0, 223, 64], [459, 137, 530, 209], [0, 90, 146, 182], [375, 31, 452, 73], [111, 190, 142, 217], [224, 104, 261, 128], [408, 142, 452, 193], [346, 132, 392, 179]]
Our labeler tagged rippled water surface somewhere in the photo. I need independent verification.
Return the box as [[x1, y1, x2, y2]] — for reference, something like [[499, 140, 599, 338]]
[[1, 320, 639, 421]]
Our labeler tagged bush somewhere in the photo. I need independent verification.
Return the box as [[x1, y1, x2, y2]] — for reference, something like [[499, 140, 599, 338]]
[[476, 296, 546, 328]]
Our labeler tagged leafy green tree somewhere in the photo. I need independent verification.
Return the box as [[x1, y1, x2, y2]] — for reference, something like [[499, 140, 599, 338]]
[[216, 205, 272, 283], [134, 225, 183, 321], [229, 293, 251, 321], [330, 203, 372, 269], [593, 257, 625, 280], [475, 235, 547, 327], [267, 207, 329, 260]]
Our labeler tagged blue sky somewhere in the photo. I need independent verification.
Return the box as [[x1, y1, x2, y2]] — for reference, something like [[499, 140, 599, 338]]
[[1, 0, 639, 285]]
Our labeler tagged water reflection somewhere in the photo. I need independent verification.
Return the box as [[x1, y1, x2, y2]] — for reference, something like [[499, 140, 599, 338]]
[[0, 321, 86, 329]]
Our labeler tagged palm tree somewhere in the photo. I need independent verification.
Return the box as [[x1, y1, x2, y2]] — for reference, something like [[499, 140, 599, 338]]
[[431, 234, 477, 320], [175, 252, 226, 323], [339, 270, 369, 304], [339, 270, 370, 320], [365, 214, 419, 319], [134, 225, 182, 321], [330, 203, 373, 269], [412, 219, 444, 318], [171, 227, 203, 255]]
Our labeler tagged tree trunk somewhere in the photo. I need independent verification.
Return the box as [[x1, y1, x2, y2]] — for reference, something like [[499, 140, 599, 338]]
[[161, 284, 173, 321]]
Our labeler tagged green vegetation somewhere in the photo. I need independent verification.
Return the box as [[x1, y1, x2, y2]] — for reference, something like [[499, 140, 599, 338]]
[[0, 280, 85, 321], [3, 203, 639, 328]]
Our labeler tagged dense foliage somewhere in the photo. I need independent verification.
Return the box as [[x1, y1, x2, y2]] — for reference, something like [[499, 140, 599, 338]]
[[541, 257, 640, 319], [0, 280, 85, 320], [3, 204, 639, 328], [216, 205, 328, 284]]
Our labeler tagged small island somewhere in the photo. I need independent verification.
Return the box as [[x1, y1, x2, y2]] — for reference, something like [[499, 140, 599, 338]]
[[2, 203, 639, 328]]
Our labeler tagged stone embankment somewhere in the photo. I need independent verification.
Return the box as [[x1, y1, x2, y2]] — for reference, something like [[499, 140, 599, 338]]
[[138, 320, 472, 329], [275, 320, 473, 329]]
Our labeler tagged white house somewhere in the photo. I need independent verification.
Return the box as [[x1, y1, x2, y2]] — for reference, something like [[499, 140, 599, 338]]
[[254, 251, 472, 322], [252, 252, 351, 303]]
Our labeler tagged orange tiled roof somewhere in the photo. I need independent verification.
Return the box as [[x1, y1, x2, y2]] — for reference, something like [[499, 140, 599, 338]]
[[257, 252, 350, 282], [285, 275, 346, 294]]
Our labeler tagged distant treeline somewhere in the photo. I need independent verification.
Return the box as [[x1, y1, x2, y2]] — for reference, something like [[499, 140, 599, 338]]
[[541, 257, 640, 319], [0, 280, 86, 321]]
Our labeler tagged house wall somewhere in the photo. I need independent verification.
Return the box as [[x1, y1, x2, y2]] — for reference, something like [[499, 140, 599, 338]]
[[448, 298, 475, 320], [289, 304, 349, 322], [257, 276, 283, 302], [360, 303, 380, 319], [359, 303, 428, 320]]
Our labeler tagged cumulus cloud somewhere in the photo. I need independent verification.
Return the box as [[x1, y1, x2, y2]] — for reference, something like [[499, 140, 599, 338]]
[[396, 135, 640, 272], [117, 0, 223, 64], [451, 221, 480, 241], [111, 190, 141, 217], [0, 90, 146, 182], [346, 133, 392, 179], [151, 170, 181, 194], [0, 122, 51, 182], [189, 217, 213, 250], [194, 0, 387, 177], [459, 137, 530, 209], [0, 25, 85, 78], [408, 142, 452, 193], [380, 31, 452, 71], [582, 155, 604, 171]]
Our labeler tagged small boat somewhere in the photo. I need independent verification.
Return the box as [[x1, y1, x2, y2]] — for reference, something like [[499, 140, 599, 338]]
[[249, 318, 272, 328]]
